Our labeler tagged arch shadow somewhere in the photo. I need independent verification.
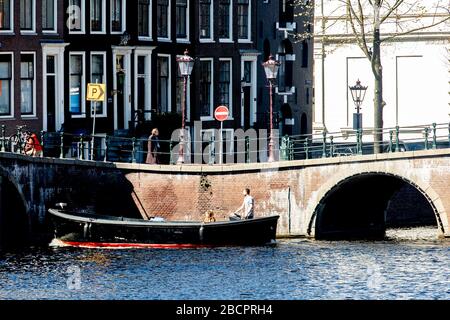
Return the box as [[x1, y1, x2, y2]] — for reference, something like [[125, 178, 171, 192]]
[[307, 171, 447, 240], [0, 167, 30, 249]]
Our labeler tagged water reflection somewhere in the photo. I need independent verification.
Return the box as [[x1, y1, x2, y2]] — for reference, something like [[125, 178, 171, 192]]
[[0, 228, 448, 300]]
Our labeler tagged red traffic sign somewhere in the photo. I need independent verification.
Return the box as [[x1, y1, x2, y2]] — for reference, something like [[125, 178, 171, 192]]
[[215, 106, 229, 122]]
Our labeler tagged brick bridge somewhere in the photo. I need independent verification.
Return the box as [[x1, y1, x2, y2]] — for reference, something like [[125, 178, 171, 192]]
[[0, 149, 449, 248]]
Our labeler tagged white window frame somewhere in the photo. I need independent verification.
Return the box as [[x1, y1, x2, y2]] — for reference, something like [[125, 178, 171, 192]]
[[218, 57, 233, 120], [42, 43, 68, 131], [90, 0, 106, 34], [238, 0, 252, 43], [157, 0, 171, 42], [138, 0, 152, 41], [134, 47, 155, 121], [240, 55, 257, 126], [110, 0, 126, 34], [20, 0, 36, 34], [112, 46, 133, 130], [20, 51, 36, 118], [68, 0, 86, 34], [90, 52, 107, 117], [218, 0, 233, 43], [0, 52, 14, 119], [199, 0, 214, 43], [42, 0, 58, 34], [0, 0, 14, 34], [69, 52, 86, 118], [200, 57, 214, 121], [157, 53, 172, 112], [176, 0, 190, 43]]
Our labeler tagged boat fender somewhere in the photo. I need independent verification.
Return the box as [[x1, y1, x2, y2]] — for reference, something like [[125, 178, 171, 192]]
[[83, 223, 92, 239], [199, 224, 204, 242], [83, 223, 88, 238]]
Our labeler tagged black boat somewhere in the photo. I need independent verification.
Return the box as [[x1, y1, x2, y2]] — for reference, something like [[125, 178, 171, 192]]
[[48, 208, 279, 249]]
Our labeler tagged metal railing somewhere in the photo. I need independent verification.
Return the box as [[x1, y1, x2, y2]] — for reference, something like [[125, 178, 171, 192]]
[[1, 122, 449, 165]]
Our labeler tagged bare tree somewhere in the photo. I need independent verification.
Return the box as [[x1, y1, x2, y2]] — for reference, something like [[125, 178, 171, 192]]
[[294, 0, 450, 153]]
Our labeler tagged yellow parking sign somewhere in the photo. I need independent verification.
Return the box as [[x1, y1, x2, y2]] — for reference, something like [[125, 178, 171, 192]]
[[87, 83, 106, 102]]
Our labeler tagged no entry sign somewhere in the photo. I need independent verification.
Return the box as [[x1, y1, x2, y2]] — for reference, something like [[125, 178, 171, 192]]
[[215, 106, 229, 122]]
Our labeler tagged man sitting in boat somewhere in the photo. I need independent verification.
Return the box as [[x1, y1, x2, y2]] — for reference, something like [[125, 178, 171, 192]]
[[230, 188, 254, 220]]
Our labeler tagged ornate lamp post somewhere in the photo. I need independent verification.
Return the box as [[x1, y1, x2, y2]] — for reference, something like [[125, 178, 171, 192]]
[[262, 54, 281, 162], [176, 49, 195, 164], [349, 79, 368, 130]]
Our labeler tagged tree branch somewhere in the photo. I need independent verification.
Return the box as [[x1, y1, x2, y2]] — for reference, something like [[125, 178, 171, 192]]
[[381, 15, 450, 42], [347, 0, 372, 61], [380, 0, 405, 24], [346, 0, 372, 60]]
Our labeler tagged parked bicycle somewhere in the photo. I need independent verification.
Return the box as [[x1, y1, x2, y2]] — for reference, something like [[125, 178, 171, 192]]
[[8, 126, 29, 154]]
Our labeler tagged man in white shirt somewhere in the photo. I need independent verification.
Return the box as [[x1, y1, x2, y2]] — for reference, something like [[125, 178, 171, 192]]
[[230, 188, 254, 220]]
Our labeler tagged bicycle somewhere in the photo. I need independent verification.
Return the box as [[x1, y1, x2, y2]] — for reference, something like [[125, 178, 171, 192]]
[[8, 126, 29, 154]]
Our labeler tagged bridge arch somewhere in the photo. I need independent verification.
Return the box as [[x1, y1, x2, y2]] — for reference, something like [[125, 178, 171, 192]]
[[307, 169, 448, 239], [0, 166, 29, 249]]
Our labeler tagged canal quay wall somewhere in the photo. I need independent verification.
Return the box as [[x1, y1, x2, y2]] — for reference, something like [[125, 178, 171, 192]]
[[0, 149, 450, 246]]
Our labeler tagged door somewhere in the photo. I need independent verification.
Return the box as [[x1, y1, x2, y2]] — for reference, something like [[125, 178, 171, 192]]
[[116, 55, 125, 130], [243, 86, 251, 129], [46, 56, 57, 132], [45, 56, 57, 132]]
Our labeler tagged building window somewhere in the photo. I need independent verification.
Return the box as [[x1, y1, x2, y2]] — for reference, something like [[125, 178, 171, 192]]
[[237, 0, 250, 40], [199, 0, 211, 39], [157, 56, 170, 113], [0, 0, 11, 31], [91, 53, 106, 115], [176, 0, 187, 39], [138, 0, 151, 38], [278, 40, 293, 91], [136, 55, 150, 115], [42, 0, 56, 31], [111, 0, 124, 33], [301, 40, 309, 68], [218, 60, 231, 110], [199, 59, 213, 117], [68, 0, 84, 32], [243, 61, 252, 83], [70, 54, 84, 115], [218, 0, 231, 39], [90, 0, 104, 32], [157, 0, 169, 38], [20, 54, 34, 115], [0, 54, 12, 116], [20, 0, 34, 31]]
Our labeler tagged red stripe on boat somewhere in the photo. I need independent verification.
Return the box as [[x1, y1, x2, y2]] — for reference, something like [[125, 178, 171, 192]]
[[55, 240, 213, 249]]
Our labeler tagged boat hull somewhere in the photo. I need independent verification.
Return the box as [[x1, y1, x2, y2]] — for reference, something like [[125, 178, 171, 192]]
[[49, 209, 279, 248]]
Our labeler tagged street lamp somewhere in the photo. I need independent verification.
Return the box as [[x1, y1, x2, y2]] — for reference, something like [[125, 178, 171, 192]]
[[349, 79, 368, 130], [176, 49, 195, 164], [262, 54, 281, 162]]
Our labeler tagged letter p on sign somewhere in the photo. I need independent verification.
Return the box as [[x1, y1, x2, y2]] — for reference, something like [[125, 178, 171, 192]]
[[87, 83, 106, 102]]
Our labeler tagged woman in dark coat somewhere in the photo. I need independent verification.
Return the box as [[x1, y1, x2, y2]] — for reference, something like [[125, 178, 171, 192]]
[[146, 128, 160, 164]]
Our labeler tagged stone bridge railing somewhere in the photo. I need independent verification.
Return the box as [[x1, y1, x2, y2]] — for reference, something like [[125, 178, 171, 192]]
[[1, 122, 450, 165]]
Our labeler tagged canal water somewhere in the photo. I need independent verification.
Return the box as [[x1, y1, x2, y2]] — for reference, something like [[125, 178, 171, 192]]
[[0, 227, 448, 300]]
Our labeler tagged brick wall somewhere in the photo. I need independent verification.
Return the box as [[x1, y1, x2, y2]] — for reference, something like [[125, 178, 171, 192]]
[[1, 149, 450, 244]]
